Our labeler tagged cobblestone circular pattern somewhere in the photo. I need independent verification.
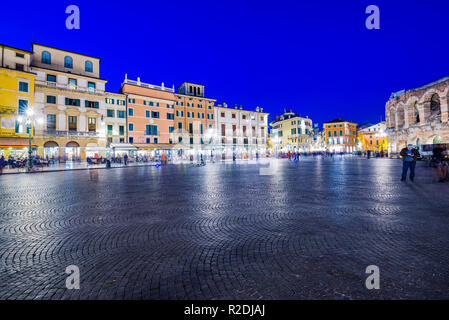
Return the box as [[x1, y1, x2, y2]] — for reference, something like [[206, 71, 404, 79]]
[[0, 158, 449, 299]]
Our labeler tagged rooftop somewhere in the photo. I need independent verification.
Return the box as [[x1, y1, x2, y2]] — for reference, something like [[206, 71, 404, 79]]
[[323, 118, 356, 124], [0, 43, 31, 54], [31, 42, 101, 60], [271, 110, 311, 124], [389, 75, 449, 100], [215, 102, 267, 113], [122, 76, 175, 93]]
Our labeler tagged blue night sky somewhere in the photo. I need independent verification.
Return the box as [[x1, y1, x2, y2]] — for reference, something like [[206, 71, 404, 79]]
[[1, 0, 449, 127]]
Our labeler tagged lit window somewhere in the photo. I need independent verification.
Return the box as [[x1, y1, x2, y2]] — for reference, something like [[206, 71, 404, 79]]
[[42, 51, 51, 64], [64, 56, 73, 68], [85, 61, 93, 72]]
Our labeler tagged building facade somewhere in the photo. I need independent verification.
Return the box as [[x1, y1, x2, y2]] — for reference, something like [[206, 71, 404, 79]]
[[358, 121, 387, 153], [0, 41, 271, 162], [120, 77, 176, 156], [214, 103, 268, 159], [386, 76, 449, 154], [311, 123, 326, 152], [104, 92, 135, 157], [323, 118, 357, 153], [31, 43, 107, 161], [270, 110, 313, 153], [0, 44, 36, 158], [174, 82, 216, 160]]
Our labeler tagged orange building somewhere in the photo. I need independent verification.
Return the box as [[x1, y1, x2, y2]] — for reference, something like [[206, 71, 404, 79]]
[[174, 82, 215, 148], [323, 118, 357, 153], [358, 121, 387, 153], [120, 77, 176, 154]]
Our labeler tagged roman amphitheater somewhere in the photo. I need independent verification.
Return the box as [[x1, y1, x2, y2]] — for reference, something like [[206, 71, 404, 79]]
[[386, 76, 449, 154]]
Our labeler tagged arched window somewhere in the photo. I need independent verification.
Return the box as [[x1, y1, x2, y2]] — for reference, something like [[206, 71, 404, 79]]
[[64, 56, 73, 68], [85, 61, 93, 72], [42, 51, 51, 64]]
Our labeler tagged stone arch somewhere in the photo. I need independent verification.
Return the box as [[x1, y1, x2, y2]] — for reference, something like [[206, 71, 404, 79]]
[[433, 136, 443, 144], [396, 103, 406, 129], [406, 96, 421, 125], [44, 141, 58, 147], [66, 141, 80, 148], [421, 89, 442, 123], [430, 93, 441, 122], [412, 101, 420, 124], [387, 106, 396, 128]]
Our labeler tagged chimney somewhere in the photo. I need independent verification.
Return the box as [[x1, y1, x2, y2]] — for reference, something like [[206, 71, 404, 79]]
[[234, 104, 238, 109], [260, 108, 263, 112], [137, 77, 141, 85], [239, 105, 243, 110], [256, 106, 260, 112], [223, 102, 227, 108]]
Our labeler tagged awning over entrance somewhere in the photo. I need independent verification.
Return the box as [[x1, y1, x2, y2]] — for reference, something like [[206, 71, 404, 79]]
[[134, 143, 187, 150], [110, 143, 138, 151], [0, 137, 37, 148], [85, 147, 109, 152]]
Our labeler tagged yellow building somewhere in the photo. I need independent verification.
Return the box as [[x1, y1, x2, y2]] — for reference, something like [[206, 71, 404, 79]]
[[358, 121, 387, 153], [270, 110, 313, 153], [30, 43, 107, 161], [0, 44, 35, 158], [323, 118, 357, 153]]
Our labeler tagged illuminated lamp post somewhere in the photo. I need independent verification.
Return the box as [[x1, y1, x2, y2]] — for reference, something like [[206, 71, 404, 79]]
[[18, 108, 43, 170]]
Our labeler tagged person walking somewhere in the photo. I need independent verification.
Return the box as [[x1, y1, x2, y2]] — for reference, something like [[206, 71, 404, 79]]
[[431, 146, 447, 182], [0, 155, 5, 174], [400, 144, 420, 182], [124, 153, 128, 166]]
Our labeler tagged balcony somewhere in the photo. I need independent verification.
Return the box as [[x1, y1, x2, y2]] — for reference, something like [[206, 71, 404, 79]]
[[35, 80, 105, 95], [44, 130, 99, 137]]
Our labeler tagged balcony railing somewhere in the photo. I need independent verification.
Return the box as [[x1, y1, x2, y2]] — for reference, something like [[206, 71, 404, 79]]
[[44, 130, 99, 137], [35, 80, 105, 95], [123, 78, 174, 93]]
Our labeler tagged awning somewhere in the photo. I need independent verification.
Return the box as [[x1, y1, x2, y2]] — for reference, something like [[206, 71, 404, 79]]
[[85, 147, 109, 152], [134, 143, 184, 150], [0, 137, 37, 148], [110, 143, 138, 151]]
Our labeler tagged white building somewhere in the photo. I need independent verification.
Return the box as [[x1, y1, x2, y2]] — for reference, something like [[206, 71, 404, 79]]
[[214, 103, 269, 159], [104, 92, 136, 156]]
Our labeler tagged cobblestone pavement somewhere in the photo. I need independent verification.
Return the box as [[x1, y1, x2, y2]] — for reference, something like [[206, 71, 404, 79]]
[[0, 158, 448, 300], [0, 161, 157, 174]]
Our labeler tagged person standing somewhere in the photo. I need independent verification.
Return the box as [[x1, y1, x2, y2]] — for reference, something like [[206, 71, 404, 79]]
[[400, 144, 420, 182], [124, 153, 128, 166]]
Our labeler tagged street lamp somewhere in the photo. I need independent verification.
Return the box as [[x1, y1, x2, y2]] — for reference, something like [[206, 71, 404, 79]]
[[17, 108, 43, 170]]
